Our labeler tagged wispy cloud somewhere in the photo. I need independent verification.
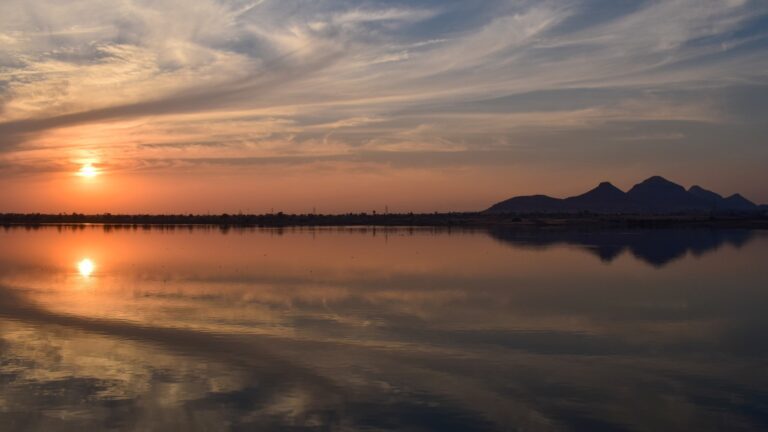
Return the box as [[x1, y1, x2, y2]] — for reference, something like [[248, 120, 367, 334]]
[[0, 0, 767, 208]]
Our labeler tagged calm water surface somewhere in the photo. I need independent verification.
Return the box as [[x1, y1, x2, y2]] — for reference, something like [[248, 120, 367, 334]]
[[1, 226, 767, 431]]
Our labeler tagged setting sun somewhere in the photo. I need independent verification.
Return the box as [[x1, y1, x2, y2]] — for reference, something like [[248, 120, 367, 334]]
[[77, 164, 99, 178], [77, 258, 95, 277]]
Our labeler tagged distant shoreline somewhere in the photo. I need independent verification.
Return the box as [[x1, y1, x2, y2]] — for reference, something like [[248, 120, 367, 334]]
[[2, 213, 767, 229]]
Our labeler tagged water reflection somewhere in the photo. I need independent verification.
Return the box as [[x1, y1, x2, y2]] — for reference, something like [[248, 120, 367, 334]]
[[489, 227, 756, 266], [77, 258, 95, 277], [0, 226, 767, 431]]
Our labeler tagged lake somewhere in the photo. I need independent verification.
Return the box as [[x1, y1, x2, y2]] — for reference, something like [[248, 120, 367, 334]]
[[1, 226, 767, 431]]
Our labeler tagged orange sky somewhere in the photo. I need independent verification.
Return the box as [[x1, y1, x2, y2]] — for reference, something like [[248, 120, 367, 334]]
[[1, 0, 767, 212]]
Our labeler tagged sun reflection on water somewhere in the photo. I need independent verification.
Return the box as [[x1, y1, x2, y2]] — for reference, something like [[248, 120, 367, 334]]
[[77, 258, 95, 277]]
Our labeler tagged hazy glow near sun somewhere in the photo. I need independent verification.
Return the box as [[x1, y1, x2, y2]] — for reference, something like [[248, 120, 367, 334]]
[[78, 258, 95, 277], [77, 164, 99, 178]]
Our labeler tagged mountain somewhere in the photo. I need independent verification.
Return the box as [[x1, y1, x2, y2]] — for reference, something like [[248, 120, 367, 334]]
[[688, 186, 757, 211], [563, 181, 639, 213], [722, 193, 757, 211], [485, 195, 565, 213], [485, 176, 762, 214], [626, 176, 708, 212], [688, 185, 723, 205]]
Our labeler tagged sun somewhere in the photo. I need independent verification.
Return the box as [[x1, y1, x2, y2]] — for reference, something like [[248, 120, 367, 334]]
[[77, 163, 99, 178], [77, 258, 95, 277]]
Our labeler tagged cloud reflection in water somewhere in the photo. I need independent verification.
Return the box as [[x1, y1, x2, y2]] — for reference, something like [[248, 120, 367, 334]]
[[0, 227, 767, 431]]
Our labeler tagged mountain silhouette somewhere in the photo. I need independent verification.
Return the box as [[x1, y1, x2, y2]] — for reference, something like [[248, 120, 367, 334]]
[[626, 176, 709, 212], [486, 176, 761, 214], [564, 182, 640, 213], [723, 194, 757, 211], [688, 186, 759, 212], [485, 195, 566, 213], [689, 185, 723, 204]]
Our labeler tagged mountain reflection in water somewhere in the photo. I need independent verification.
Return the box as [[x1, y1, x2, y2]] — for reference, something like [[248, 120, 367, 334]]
[[489, 228, 755, 266], [0, 226, 767, 431]]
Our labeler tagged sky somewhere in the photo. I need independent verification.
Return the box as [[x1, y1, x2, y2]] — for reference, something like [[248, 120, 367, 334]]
[[1, 0, 767, 213]]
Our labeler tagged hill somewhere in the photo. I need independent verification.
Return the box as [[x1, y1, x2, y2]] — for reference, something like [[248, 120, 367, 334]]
[[486, 176, 762, 214]]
